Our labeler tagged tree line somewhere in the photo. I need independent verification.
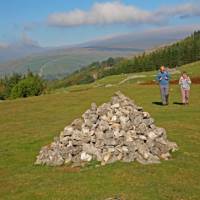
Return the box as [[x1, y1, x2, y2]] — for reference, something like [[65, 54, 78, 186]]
[[1, 31, 200, 99], [56, 30, 200, 87], [101, 30, 200, 77], [0, 71, 45, 100]]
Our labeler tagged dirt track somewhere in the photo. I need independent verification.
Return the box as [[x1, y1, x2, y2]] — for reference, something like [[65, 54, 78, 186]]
[[140, 76, 200, 85]]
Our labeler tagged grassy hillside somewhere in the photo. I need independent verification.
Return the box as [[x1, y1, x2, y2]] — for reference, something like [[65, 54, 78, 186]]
[[58, 31, 200, 88], [52, 61, 200, 93], [0, 62, 200, 200]]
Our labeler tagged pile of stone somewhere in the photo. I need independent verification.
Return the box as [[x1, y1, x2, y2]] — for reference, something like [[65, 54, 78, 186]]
[[35, 91, 178, 167]]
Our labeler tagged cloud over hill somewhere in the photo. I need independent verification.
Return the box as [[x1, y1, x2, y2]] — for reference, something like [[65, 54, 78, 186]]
[[48, 2, 200, 27]]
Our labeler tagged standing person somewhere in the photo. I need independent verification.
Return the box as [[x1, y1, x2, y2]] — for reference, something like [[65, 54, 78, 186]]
[[179, 71, 192, 105], [156, 66, 170, 105]]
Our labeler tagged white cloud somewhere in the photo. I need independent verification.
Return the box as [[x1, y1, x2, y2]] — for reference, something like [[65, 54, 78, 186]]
[[48, 2, 157, 27], [0, 33, 39, 49], [155, 3, 200, 18], [47, 2, 200, 27]]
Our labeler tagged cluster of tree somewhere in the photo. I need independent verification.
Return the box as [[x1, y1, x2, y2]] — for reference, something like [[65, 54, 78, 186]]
[[48, 57, 124, 89], [0, 71, 45, 100], [101, 30, 200, 77], [51, 30, 200, 88]]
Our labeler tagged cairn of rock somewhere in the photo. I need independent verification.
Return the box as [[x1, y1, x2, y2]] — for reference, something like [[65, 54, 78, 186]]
[[35, 91, 178, 167]]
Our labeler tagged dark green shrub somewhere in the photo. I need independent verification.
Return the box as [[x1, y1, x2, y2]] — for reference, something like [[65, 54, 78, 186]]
[[11, 76, 45, 99], [77, 74, 95, 85]]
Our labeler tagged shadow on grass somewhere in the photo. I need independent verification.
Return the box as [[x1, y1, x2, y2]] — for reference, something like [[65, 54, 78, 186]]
[[152, 101, 163, 106], [173, 102, 184, 105]]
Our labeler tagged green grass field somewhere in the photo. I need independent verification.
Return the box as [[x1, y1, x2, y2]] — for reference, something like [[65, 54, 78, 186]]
[[0, 62, 200, 200]]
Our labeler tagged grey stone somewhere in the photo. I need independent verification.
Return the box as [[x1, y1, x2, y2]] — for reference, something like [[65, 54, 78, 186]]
[[63, 126, 73, 136], [136, 123, 147, 133], [101, 152, 112, 165], [105, 130, 114, 139], [71, 118, 83, 130], [82, 143, 98, 155], [155, 127, 166, 137], [71, 130, 83, 141], [133, 115, 143, 125], [167, 141, 178, 152], [35, 91, 178, 167], [147, 131, 157, 140], [64, 154, 72, 164], [143, 118, 154, 126], [99, 120, 110, 132], [80, 152, 92, 162], [143, 112, 150, 119], [105, 138, 117, 146], [111, 103, 120, 109], [113, 129, 123, 138], [91, 102, 97, 111]]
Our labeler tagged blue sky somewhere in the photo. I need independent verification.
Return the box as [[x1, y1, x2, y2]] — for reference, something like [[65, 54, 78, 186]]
[[0, 0, 200, 47]]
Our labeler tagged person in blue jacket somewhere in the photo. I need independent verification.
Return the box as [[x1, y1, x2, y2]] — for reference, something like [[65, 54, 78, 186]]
[[156, 66, 170, 105]]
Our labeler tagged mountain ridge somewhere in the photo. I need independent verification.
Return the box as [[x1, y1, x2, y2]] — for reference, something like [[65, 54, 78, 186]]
[[0, 26, 198, 79]]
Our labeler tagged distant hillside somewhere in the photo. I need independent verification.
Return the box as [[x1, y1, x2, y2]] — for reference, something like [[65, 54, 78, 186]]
[[0, 26, 192, 79], [0, 44, 46, 63], [82, 26, 193, 50], [0, 48, 135, 80], [53, 31, 200, 88]]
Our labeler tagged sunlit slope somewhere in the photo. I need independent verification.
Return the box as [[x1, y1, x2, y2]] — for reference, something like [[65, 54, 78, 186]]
[[0, 62, 200, 200]]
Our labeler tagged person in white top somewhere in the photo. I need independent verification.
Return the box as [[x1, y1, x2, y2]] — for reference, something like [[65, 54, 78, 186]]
[[179, 71, 192, 105]]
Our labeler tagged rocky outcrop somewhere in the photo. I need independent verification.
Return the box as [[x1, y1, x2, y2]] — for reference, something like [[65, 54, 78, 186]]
[[35, 91, 178, 167]]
